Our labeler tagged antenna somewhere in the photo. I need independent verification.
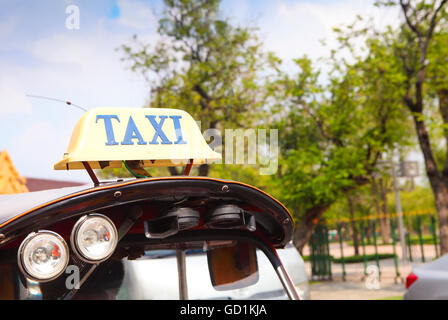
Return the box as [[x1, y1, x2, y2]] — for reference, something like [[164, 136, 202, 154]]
[[26, 94, 88, 112]]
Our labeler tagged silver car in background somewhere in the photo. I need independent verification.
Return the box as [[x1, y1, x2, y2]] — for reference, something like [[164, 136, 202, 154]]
[[117, 242, 309, 300], [404, 254, 448, 300], [277, 242, 310, 299]]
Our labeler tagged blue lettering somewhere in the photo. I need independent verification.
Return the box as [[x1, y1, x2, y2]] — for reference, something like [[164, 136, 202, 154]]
[[96, 115, 120, 146], [170, 115, 187, 144], [121, 116, 147, 145], [146, 115, 172, 145]]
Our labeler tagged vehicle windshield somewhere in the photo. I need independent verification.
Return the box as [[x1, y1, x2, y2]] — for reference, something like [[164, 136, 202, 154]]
[[74, 242, 288, 300], [0, 240, 290, 300]]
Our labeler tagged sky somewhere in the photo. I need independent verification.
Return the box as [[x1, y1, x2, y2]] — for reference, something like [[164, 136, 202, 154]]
[[0, 0, 404, 183]]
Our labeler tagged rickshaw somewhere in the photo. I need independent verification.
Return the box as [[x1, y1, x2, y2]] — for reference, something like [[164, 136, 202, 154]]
[[0, 107, 300, 300]]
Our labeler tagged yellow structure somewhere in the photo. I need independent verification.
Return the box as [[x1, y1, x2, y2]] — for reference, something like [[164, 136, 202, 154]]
[[54, 107, 221, 170], [0, 150, 29, 194]]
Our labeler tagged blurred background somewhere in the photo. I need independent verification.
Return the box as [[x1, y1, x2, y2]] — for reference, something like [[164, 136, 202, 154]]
[[2, 0, 448, 299]]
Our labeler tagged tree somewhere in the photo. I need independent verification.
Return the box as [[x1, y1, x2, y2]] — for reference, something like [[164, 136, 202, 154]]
[[331, 0, 448, 253], [347, 193, 362, 255], [270, 31, 412, 251], [120, 0, 276, 176], [379, 0, 448, 253], [371, 174, 392, 243]]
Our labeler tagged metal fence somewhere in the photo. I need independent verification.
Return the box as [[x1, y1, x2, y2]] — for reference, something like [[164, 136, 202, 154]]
[[307, 211, 439, 282]]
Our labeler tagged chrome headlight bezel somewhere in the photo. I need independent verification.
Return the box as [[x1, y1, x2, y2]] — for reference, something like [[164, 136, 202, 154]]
[[70, 213, 118, 263], [17, 230, 69, 282]]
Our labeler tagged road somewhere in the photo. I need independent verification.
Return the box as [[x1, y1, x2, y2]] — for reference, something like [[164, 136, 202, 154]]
[[304, 255, 430, 299]]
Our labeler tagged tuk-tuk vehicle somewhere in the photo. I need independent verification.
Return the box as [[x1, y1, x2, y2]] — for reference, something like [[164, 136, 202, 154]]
[[0, 107, 300, 300]]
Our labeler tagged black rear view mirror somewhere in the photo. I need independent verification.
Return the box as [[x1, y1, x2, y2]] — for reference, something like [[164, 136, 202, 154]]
[[207, 241, 259, 291]]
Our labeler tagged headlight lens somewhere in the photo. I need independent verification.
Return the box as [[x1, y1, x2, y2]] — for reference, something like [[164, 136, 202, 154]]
[[18, 231, 69, 282], [71, 214, 118, 262]]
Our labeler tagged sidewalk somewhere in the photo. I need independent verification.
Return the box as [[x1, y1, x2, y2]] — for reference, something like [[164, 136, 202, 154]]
[[305, 258, 421, 300], [309, 278, 405, 300], [302, 242, 438, 260]]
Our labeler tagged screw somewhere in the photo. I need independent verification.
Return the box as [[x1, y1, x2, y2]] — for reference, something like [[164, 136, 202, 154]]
[[222, 185, 229, 192], [114, 191, 122, 198], [0, 234, 4, 240], [283, 218, 289, 225]]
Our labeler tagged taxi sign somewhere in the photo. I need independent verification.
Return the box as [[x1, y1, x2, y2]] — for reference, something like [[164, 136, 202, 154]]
[[54, 107, 221, 170]]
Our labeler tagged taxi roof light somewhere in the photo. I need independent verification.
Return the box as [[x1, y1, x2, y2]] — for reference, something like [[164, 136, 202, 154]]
[[54, 107, 221, 171]]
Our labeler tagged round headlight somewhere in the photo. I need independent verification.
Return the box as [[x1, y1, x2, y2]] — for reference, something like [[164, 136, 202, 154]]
[[71, 214, 118, 263], [18, 231, 69, 282]]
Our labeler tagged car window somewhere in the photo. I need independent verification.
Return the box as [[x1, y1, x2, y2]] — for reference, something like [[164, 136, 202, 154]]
[[75, 244, 286, 300]]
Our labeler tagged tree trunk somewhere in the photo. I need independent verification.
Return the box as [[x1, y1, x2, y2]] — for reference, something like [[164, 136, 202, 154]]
[[168, 167, 180, 176], [371, 176, 391, 243], [435, 184, 448, 255], [371, 178, 383, 240], [378, 178, 391, 243], [412, 113, 448, 254], [293, 204, 330, 253], [198, 164, 209, 176], [347, 195, 360, 255], [398, 0, 448, 254], [438, 89, 448, 255]]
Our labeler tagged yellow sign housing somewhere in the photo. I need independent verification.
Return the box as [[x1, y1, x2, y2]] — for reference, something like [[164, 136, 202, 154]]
[[54, 107, 221, 170]]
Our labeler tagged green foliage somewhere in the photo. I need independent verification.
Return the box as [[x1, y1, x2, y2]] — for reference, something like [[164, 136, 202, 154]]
[[376, 295, 403, 300], [324, 184, 436, 223], [120, 0, 275, 131], [324, 184, 376, 222], [303, 253, 396, 263], [332, 253, 396, 264], [407, 234, 439, 245], [114, 0, 448, 249], [269, 42, 413, 219], [97, 163, 171, 179], [208, 163, 277, 194], [395, 186, 436, 213], [114, 0, 278, 180]]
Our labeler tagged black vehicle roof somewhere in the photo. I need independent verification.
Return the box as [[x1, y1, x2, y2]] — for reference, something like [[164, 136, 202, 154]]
[[0, 185, 90, 226], [0, 177, 294, 248]]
